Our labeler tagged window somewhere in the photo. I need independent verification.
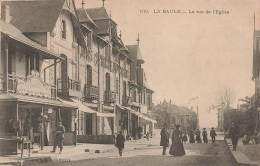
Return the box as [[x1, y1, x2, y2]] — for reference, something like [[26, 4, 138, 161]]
[[61, 20, 66, 39], [106, 73, 110, 91], [116, 77, 119, 94], [87, 65, 92, 85]]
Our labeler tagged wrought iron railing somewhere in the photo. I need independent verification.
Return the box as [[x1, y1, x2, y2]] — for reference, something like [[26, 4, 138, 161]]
[[85, 84, 99, 100], [104, 90, 116, 103]]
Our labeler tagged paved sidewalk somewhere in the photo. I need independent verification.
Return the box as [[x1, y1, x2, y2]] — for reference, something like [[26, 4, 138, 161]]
[[0, 138, 154, 166], [225, 138, 260, 166]]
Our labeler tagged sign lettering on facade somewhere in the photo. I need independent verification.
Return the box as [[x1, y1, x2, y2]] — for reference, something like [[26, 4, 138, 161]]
[[16, 70, 53, 98]]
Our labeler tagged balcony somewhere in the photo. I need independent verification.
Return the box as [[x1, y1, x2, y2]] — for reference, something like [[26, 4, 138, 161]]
[[57, 77, 81, 98], [0, 74, 56, 99], [85, 84, 99, 100], [122, 95, 132, 106], [104, 90, 116, 103]]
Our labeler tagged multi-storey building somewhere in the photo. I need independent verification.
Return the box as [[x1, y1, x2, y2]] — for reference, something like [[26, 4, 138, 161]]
[[0, 0, 156, 149], [252, 10, 260, 133], [0, 0, 81, 148]]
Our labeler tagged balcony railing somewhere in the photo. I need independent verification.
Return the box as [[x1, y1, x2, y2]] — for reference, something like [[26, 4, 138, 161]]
[[85, 84, 99, 100], [122, 95, 132, 106], [104, 90, 116, 103], [0, 74, 56, 99], [57, 77, 81, 98]]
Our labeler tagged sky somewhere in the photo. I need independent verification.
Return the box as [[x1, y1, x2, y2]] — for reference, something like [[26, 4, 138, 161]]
[[75, 0, 260, 128]]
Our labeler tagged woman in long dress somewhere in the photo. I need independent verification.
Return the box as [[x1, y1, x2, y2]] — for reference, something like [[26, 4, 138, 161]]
[[189, 129, 195, 143], [169, 124, 185, 156]]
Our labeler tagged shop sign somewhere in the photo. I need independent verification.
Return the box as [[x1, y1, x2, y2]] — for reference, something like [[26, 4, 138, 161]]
[[16, 70, 53, 98]]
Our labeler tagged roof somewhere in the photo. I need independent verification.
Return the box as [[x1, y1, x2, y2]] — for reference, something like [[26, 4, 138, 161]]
[[58, 97, 97, 113], [0, 20, 60, 59], [76, 8, 98, 28], [86, 7, 110, 21], [3, 0, 65, 32], [92, 19, 111, 35], [0, 93, 77, 109], [127, 45, 144, 63]]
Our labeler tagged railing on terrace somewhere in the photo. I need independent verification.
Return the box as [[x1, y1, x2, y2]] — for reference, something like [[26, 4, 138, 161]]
[[85, 84, 99, 100], [57, 77, 81, 97], [104, 90, 116, 103], [122, 95, 132, 106], [0, 74, 56, 98]]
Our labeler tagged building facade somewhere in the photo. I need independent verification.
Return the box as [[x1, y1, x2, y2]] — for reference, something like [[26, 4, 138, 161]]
[[0, 0, 156, 149]]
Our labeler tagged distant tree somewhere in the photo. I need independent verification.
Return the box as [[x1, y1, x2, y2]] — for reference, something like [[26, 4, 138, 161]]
[[216, 87, 236, 129], [224, 109, 254, 136], [186, 112, 198, 130]]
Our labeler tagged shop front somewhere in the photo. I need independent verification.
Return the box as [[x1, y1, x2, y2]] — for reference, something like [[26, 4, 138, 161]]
[[0, 93, 77, 155]]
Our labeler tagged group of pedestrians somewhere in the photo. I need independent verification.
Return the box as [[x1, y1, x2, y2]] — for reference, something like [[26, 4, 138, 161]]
[[160, 123, 185, 156], [187, 127, 217, 144], [160, 124, 218, 156]]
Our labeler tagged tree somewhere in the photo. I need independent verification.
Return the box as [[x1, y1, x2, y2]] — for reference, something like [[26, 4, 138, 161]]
[[216, 86, 236, 130]]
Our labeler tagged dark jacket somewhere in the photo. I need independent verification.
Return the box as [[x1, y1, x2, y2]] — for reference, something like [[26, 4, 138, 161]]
[[229, 125, 240, 140], [160, 128, 169, 146], [56, 125, 65, 139], [210, 129, 217, 137], [116, 134, 125, 149]]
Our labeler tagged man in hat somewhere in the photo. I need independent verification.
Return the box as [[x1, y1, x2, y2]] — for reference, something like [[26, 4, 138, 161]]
[[229, 121, 240, 151], [51, 121, 65, 154], [210, 127, 217, 143], [160, 123, 169, 155]]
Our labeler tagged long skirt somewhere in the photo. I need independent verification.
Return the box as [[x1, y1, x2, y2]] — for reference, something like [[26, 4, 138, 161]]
[[196, 135, 202, 143], [189, 135, 195, 143], [203, 135, 208, 143], [169, 140, 185, 156]]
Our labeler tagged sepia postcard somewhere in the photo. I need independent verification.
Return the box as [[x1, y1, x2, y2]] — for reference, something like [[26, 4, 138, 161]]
[[0, 0, 260, 165]]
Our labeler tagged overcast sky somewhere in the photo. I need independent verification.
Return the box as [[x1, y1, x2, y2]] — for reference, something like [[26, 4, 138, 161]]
[[75, 0, 260, 128]]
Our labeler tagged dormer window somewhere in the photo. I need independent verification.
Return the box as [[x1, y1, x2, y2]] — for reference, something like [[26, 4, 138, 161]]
[[61, 20, 66, 39]]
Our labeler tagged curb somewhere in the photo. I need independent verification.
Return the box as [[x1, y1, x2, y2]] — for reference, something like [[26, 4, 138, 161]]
[[224, 140, 259, 166]]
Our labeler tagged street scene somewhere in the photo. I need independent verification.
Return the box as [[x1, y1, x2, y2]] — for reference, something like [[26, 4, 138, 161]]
[[0, 0, 260, 166]]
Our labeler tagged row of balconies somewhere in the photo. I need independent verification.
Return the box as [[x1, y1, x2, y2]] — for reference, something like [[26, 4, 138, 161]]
[[0, 74, 150, 108]]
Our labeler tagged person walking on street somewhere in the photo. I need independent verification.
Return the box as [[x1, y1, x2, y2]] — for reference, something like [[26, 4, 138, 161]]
[[160, 123, 169, 155], [51, 121, 65, 154], [169, 124, 185, 156], [182, 132, 188, 144], [210, 127, 217, 143], [146, 132, 150, 141], [115, 131, 125, 156], [202, 128, 208, 143], [229, 122, 240, 151], [195, 129, 202, 143], [189, 128, 195, 143]]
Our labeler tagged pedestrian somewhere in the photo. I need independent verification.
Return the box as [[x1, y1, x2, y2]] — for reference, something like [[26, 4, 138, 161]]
[[182, 132, 188, 144], [189, 128, 195, 143], [195, 129, 202, 143], [210, 127, 217, 143], [51, 121, 65, 154], [146, 132, 150, 141], [202, 128, 208, 143], [115, 131, 125, 156], [169, 124, 185, 156], [160, 123, 169, 155], [24, 118, 34, 149], [229, 122, 240, 151]]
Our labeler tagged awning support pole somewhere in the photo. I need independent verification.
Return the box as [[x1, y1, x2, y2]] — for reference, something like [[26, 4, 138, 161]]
[[4, 40, 8, 92]]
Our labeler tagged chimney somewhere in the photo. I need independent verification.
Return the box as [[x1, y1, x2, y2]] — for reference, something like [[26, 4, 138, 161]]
[[1, 5, 12, 23]]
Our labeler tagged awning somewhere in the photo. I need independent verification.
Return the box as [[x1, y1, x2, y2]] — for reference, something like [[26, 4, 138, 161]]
[[123, 106, 157, 124], [96, 112, 115, 117], [58, 97, 97, 114], [115, 103, 125, 110], [1, 20, 61, 60], [0, 94, 77, 109]]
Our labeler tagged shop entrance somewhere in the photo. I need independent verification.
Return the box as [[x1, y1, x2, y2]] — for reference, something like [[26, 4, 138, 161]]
[[85, 114, 92, 135]]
